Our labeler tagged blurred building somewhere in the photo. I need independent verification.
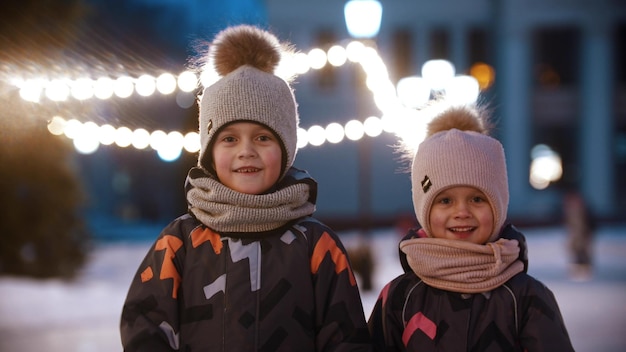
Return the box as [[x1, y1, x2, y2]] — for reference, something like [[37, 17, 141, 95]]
[[69, 0, 624, 236], [263, 0, 626, 227]]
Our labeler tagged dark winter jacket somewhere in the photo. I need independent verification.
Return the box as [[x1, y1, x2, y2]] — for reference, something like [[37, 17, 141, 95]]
[[368, 224, 574, 351], [120, 215, 371, 351], [120, 169, 371, 351]]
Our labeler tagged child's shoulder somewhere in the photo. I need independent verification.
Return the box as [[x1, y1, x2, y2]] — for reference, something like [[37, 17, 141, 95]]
[[158, 213, 203, 238], [375, 272, 426, 312], [504, 271, 557, 298], [383, 271, 425, 296], [290, 216, 349, 247], [291, 216, 333, 235]]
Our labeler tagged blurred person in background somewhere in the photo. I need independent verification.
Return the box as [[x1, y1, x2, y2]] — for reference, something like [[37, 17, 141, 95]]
[[563, 189, 596, 281]]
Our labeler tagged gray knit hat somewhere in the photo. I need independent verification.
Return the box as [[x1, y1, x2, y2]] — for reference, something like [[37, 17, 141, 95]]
[[411, 105, 509, 242], [197, 25, 299, 180]]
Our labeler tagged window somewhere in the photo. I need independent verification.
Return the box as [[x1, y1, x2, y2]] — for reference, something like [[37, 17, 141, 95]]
[[533, 27, 581, 87], [430, 28, 449, 60], [391, 28, 413, 82], [467, 27, 490, 65]]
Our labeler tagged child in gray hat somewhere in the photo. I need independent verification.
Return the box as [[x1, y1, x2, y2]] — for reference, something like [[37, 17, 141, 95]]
[[368, 103, 573, 351], [121, 25, 371, 351]]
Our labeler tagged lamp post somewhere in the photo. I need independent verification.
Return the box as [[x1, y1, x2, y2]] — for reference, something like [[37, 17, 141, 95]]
[[344, 0, 382, 232], [343, 0, 382, 292]]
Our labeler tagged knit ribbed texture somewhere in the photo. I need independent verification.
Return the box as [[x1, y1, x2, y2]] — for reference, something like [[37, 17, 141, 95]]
[[198, 65, 298, 179], [400, 237, 524, 293], [186, 167, 314, 233], [411, 129, 509, 242]]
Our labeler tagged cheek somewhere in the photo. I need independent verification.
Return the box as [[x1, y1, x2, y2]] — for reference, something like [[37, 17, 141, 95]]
[[212, 148, 230, 173], [267, 147, 281, 161], [481, 207, 494, 223], [265, 148, 283, 169], [427, 209, 446, 238], [477, 208, 495, 231]]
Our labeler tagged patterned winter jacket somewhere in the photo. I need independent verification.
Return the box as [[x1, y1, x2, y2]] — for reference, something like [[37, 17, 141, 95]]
[[120, 214, 372, 351], [368, 224, 574, 351]]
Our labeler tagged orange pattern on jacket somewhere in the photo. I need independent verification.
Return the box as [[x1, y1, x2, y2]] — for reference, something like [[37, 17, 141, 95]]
[[311, 232, 357, 286], [154, 235, 183, 299], [140, 266, 154, 282], [191, 227, 223, 254]]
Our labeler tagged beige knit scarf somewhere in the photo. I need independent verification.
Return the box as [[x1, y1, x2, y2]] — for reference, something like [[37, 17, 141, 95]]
[[186, 169, 315, 233], [400, 237, 524, 293]]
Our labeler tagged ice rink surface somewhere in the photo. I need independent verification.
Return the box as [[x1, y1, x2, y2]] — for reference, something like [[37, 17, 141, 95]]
[[1, 224, 624, 351]]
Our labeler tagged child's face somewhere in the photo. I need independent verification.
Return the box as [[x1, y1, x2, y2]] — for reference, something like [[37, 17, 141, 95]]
[[428, 186, 494, 244], [212, 122, 282, 195]]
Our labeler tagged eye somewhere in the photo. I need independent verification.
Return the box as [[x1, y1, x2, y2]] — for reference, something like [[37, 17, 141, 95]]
[[471, 196, 487, 203], [257, 134, 274, 142], [435, 197, 451, 205], [220, 135, 236, 143]]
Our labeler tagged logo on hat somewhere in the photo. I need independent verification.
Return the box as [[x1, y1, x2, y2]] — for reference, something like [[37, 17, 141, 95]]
[[421, 175, 432, 193]]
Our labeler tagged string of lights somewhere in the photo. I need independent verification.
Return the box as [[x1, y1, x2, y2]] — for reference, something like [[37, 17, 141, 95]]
[[11, 40, 482, 162]]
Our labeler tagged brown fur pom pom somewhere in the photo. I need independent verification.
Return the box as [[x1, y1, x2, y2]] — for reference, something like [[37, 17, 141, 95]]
[[426, 105, 489, 138], [210, 25, 283, 77]]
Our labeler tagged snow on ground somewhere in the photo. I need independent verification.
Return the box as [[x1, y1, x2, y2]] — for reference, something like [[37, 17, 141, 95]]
[[0, 225, 625, 352]]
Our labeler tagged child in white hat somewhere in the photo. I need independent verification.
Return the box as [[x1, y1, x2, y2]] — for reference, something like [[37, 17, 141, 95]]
[[368, 103, 574, 351], [121, 25, 371, 351]]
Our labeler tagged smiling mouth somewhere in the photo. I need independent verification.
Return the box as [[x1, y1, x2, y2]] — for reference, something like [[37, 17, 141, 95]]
[[235, 167, 261, 173], [448, 227, 476, 238], [449, 226, 475, 232]]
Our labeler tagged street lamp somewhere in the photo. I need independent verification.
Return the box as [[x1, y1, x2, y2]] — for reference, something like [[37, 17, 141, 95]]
[[344, 0, 382, 235], [344, 0, 383, 39]]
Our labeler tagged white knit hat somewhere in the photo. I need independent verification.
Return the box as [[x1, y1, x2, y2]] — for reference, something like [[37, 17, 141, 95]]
[[411, 105, 509, 242], [197, 25, 298, 180]]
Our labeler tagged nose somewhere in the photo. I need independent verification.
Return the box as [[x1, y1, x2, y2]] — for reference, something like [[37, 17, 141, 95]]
[[453, 202, 471, 218], [237, 140, 257, 158]]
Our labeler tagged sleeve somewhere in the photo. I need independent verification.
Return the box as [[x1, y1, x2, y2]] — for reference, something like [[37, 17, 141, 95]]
[[308, 224, 372, 351], [120, 225, 186, 352], [367, 281, 408, 352], [518, 279, 575, 352]]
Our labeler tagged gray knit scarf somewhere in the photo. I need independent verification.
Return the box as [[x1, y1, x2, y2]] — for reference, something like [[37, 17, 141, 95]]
[[185, 167, 316, 233], [400, 237, 524, 293]]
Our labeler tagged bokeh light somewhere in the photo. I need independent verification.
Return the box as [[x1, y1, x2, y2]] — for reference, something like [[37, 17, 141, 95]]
[[156, 73, 177, 95], [469, 62, 495, 90], [529, 144, 563, 190], [307, 125, 326, 146], [325, 122, 345, 144], [422, 59, 455, 91], [94, 77, 114, 100], [344, 120, 365, 141], [327, 45, 348, 67], [307, 48, 327, 70], [177, 71, 198, 92], [114, 76, 134, 98], [135, 74, 156, 97], [396, 76, 431, 108]]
